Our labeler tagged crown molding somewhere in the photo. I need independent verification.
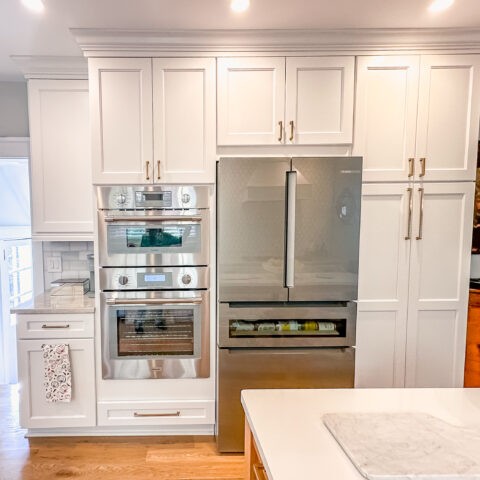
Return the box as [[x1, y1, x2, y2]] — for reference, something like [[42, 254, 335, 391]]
[[10, 56, 88, 80], [71, 27, 480, 56]]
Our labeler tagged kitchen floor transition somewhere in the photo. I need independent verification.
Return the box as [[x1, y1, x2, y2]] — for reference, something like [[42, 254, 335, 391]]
[[0, 385, 244, 480]]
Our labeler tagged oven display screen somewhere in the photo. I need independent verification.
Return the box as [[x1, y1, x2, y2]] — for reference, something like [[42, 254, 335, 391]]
[[143, 193, 164, 201], [126, 227, 183, 248], [144, 274, 166, 282]]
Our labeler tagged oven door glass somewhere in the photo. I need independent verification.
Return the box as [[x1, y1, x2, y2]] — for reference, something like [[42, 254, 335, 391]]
[[111, 305, 201, 359], [107, 222, 201, 255]]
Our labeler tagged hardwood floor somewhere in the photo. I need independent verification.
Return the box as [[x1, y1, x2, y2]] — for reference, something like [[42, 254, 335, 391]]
[[0, 385, 244, 480]]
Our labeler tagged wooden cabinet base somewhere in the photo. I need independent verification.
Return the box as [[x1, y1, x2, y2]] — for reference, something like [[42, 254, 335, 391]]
[[245, 419, 269, 480], [465, 289, 480, 387]]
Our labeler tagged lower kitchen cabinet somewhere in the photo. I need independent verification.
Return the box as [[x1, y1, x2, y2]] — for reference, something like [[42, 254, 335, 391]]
[[16, 311, 96, 429], [355, 181, 474, 388], [97, 400, 215, 427], [18, 338, 96, 429]]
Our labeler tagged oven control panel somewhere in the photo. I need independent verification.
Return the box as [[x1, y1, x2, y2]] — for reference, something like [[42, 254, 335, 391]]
[[100, 267, 209, 291]]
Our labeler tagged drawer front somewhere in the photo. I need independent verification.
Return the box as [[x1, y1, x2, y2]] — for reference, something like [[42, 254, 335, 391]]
[[17, 313, 94, 339], [97, 400, 214, 426]]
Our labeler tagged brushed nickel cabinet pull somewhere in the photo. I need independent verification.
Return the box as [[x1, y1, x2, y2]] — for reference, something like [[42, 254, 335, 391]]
[[408, 158, 414, 178], [405, 187, 413, 240], [157, 160, 161, 180], [146, 161, 150, 181], [134, 411, 180, 417], [416, 187, 424, 240], [278, 121, 283, 142], [419, 157, 426, 177], [289, 120, 295, 142], [42, 324, 70, 329]]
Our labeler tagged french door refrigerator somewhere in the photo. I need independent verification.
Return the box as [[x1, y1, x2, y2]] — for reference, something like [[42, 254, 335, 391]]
[[216, 157, 362, 452]]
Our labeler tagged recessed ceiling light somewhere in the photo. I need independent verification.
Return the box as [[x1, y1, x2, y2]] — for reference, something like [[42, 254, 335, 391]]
[[428, 0, 454, 13], [231, 0, 250, 13], [21, 0, 44, 13]]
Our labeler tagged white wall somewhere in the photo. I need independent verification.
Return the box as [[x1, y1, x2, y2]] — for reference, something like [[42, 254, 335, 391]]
[[0, 82, 29, 137]]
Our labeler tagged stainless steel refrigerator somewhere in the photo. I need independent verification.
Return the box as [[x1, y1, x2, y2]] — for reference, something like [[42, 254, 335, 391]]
[[216, 157, 362, 452]]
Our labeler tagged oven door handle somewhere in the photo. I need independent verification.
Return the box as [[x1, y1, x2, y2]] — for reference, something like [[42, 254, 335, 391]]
[[103, 215, 202, 223], [105, 297, 203, 305]]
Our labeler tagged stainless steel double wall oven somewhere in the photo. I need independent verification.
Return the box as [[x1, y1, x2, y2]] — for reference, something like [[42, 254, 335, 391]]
[[97, 185, 211, 380]]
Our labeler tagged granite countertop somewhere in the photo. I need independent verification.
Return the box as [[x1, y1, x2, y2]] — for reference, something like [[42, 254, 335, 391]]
[[241, 388, 480, 480], [11, 291, 95, 314]]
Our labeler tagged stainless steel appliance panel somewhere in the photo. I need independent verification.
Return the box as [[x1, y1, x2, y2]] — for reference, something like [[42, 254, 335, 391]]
[[217, 157, 291, 302], [100, 290, 209, 379], [218, 301, 356, 348], [97, 185, 211, 210], [216, 347, 355, 452], [98, 209, 209, 267], [99, 266, 209, 291], [289, 157, 362, 301]]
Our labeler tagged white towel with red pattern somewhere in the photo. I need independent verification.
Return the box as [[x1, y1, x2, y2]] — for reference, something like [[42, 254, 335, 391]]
[[41, 344, 72, 402]]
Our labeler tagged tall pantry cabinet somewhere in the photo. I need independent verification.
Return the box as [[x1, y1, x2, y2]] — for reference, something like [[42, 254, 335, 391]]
[[354, 54, 480, 388]]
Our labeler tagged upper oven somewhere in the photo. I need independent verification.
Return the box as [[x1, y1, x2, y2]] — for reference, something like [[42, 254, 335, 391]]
[[97, 185, 210, 267]]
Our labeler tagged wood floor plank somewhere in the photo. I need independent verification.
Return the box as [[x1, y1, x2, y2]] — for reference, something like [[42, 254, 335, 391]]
[[0, 385, 244, 480]]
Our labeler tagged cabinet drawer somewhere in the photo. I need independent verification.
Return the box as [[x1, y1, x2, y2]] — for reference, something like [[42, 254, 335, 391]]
[[97, 400, 214, 426], [17, 313, 94, 339]]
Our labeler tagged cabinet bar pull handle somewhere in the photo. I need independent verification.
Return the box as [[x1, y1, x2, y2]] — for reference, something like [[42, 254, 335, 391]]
[[146, 161, 150, 181], [419, 157, 426, 177], [278, 121, 283, 142], [408, 158, 414, 178], [157, 161, 161, 180], [416, 187, 424, 240], [289, 120, 295, 142], [42, 324, 70, 329], [405, 187, 413, 240], [134, 411, 180, 417]]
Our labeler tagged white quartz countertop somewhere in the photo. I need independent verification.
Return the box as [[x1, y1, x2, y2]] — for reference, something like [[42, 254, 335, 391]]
[[11, 291, 95, 314], [241, 388, 480, 480]]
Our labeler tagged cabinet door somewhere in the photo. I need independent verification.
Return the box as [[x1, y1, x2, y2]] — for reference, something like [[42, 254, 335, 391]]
[[18, 338, 96, 428], [28, 80, 93, 237], [153, 58, 216, 183], [405, 182, 474, 387], [285, 56, 354, 144], [89, 58, 153, 184], [353, 56, 420, 182], [355, 183, 411, 387], [415, 55, 480, 182], [217, 57, 285, 145]]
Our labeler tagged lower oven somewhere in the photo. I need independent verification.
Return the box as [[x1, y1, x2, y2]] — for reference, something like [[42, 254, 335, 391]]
[[216, 300, 357, 452], [100, 267, 209, 380]]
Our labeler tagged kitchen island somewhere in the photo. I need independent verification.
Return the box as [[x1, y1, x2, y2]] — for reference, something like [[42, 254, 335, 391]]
[[242, 388, 480, 480]]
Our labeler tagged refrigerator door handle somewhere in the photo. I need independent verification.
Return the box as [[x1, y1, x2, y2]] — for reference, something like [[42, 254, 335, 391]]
[[284, 170, 297, 288]]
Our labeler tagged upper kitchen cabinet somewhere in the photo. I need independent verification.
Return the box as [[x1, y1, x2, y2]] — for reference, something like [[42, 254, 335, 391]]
[[354, 54, 480, 182], [28, 79, 93, 240], [89, 57, 216, 184], [153, 58, 216, 183], [89, 58, 153, 184], [217, 56, 354, 146]]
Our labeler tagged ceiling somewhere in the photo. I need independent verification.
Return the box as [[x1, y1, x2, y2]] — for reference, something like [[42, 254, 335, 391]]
[[2, 0, 480, 81]]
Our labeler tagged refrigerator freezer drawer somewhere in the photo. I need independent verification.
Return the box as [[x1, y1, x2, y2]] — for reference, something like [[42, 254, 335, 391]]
[[216, 346, 355, 452]]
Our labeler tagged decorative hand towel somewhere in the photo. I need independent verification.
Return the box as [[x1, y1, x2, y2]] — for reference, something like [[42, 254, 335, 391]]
[[41, 344, 72, 402]]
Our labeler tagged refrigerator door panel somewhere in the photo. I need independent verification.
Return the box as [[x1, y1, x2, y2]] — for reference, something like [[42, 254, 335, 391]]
[[217, 157, 290, 302], [289, 157, 362, 301], [216, 346, 355, 452]]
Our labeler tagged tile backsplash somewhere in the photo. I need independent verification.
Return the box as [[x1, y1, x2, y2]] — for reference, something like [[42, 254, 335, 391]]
[[42, 241, 94, 288]]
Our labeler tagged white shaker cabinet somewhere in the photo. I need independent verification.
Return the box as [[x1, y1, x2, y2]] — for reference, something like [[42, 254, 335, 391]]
[[17, 312, 96, 429], [354, 55, 480, 182], [28, 79, 93, 239], [89, 57, 216, 184], [89, 58, 153, 184], [217, 56, 354, 146], [356, 182, 474, 388], [153, 58, 216, 183]]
